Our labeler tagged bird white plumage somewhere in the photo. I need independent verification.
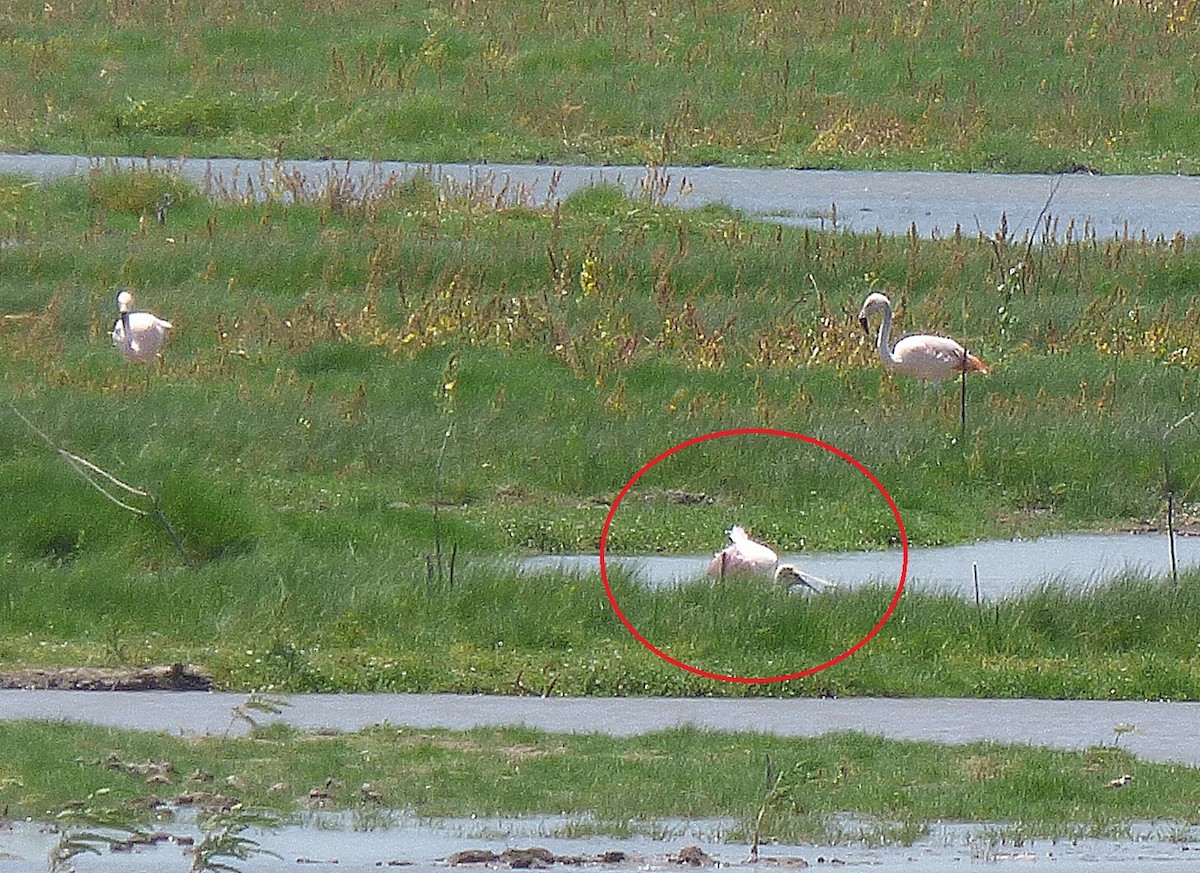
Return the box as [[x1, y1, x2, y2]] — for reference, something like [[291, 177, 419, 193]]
[[111, 290, 172, 363], [858, 291, 988, 384]]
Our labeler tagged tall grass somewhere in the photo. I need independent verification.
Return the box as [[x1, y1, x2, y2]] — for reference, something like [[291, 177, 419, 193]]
[[5, 168, 1196, 548], [3, 555, 1199, 698], [2, 168, 1200, 695], [2, 1, 1200, 171]]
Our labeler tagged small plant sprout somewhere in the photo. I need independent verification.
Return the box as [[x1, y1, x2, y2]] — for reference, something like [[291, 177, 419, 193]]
[[228, 691, 290, 735], [49, 807, 148, 873], [748, 756, 812, 862], [1111, 723, 1137, 749], [189, 806, 281, 873], [49, 828, 118, 873], [1161, 411, 1197, 586]]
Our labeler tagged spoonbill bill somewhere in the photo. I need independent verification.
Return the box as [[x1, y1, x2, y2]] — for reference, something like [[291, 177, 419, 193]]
[[111, 291, 172, 363], [708, 526, 835, 593], [858, 292, 988, 384]]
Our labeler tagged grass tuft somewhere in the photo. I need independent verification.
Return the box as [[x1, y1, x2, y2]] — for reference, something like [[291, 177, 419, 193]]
[[158, 468, 260, 563]]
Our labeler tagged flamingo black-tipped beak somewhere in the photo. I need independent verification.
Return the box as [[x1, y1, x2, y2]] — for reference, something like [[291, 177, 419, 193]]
[[858, 316, 870, 335]]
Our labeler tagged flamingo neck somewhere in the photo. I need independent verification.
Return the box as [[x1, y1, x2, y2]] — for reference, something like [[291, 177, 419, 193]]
[[874, 304, 900, 368]]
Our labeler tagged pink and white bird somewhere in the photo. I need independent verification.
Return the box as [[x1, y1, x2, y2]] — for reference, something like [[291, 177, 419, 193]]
[[111, 290, 172, 363], [708, 525, 778, 576], [707, 526, 832, 593], [858, 292, 988, 384]]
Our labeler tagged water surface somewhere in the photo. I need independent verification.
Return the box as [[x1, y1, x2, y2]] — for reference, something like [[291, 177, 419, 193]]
[[524, 531, 1198, 597], [2, 813, 1198, 873], [5, 154, 1200, 239], [3, 691, 1198, 765]]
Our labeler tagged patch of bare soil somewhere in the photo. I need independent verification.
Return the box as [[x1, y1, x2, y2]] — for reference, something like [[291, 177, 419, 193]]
[[0, 662, 212, 691]]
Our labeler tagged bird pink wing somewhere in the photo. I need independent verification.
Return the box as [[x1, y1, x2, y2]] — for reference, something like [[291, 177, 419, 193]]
[[707, 548, 732, 576], [708, 526, 778, 575], [892, 335, 987, 382]]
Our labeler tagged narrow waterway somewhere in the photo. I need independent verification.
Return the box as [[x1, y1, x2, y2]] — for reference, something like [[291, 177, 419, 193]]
[[2, 691, 1197, 765], [523, 531, 1198, 597], [5, 153, 1200, 239]]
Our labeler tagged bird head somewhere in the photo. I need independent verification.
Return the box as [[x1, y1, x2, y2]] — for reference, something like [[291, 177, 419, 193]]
[[857, 291, 891, 333], [115, 290, 134, 313]]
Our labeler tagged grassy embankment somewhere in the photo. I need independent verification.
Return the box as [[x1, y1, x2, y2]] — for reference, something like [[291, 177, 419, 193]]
[[2, 167, 1199, 695], [3, 0, 1200, 173], [4, 718, 1198, 845]]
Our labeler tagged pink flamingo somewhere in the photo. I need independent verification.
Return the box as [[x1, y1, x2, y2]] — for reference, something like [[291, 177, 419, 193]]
[[708, 526, 834, 593], [858, 292, 988, 384], [708, 525, 778, 576]]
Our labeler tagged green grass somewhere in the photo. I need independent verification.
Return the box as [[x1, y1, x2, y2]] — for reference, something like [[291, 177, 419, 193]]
[[3, 1, 1200, 172], [3, 168, 1200, 695], [3, 720, 1197, 844], [6, 561, 1200, 697]]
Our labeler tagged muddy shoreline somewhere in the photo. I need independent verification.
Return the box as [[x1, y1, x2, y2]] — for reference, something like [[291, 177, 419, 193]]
[[4, 814, 1199, 873], [0, 663, 212, 691]]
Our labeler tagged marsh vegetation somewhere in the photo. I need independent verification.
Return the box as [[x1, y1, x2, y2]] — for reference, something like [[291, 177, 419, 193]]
[[1, 166, 1198, 695], [5, 1, 1200, 857], [7, 719, 1199, 847], [4, 1, 1200, 172]]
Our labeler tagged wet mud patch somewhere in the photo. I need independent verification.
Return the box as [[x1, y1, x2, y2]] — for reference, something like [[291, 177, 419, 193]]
[[443, 845, 825, 869], [0, 662, 212, 691], [445, 845, 726, 868]]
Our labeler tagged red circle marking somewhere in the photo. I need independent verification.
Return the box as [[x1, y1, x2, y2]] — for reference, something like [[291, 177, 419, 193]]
[[600, 428, 908, 684]]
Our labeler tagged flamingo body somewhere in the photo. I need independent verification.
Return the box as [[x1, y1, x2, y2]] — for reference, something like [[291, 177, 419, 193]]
[[858, 292, 987, 384], [111, 291, 172, 363], [707, 527, 836, 593], [707, 525, 778, 576]]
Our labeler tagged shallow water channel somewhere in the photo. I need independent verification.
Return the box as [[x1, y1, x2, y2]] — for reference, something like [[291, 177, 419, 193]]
[[523, 531, 1199, 598], [4, 812, 1200, 873], [7, 153, 1200, 240], [3, 691, 1198, 764]]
